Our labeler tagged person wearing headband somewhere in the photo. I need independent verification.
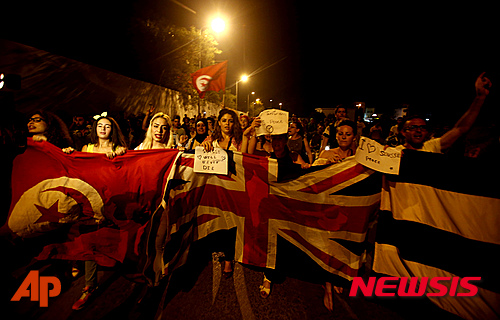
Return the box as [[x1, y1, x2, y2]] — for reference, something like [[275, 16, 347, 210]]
[[71, 112, 128, 310], [79, 112, 127, 158]]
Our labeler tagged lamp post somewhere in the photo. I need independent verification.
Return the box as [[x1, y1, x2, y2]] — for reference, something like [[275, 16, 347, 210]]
[[197, 18, 225, 115], [199, 18, 226, 69], [235, 74, 248, 110], [248, 91, 255, 116]]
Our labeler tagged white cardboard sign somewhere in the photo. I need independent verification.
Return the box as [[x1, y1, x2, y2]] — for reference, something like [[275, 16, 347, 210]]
[[355, 137, 402, 174], [255, 109, 289, 136], [194, 147, 228, 175]]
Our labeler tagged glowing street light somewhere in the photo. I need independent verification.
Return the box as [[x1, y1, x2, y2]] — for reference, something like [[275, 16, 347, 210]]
[[211, 17, 226, 33], [248, 91, 255, 116], [236, 75, 249, 110]]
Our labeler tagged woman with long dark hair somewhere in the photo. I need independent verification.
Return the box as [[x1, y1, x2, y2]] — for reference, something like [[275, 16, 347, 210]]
[[201, 108, 259, 153], [27, 109, 73, 149], [81, 113, 127, 158], [71, 112, 127, 310], [199, 109, 260, 277], [287, 120, 313, 163]]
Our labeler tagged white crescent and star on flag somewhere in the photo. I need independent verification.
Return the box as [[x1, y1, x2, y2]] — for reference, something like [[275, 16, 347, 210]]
[[195, 75, 213, 92], [8, 177, 104, 237]]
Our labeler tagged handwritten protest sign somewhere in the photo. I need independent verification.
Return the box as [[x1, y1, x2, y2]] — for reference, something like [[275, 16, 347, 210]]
[[194, 147, 228, 175], [255, 109, 289, 136], [355, 137, 402, 174]]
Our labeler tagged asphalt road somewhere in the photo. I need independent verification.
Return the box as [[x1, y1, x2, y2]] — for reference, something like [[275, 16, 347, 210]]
[[4, 245, 464, 320]]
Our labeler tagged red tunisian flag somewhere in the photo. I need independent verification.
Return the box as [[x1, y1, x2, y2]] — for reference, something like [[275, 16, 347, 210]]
[[3, 139, 179, 267], [191, 60, 227, 98]]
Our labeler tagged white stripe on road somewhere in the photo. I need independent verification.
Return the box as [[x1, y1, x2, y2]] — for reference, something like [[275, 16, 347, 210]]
[[233, 263, 256, 320], [212, 252, 221, 305]]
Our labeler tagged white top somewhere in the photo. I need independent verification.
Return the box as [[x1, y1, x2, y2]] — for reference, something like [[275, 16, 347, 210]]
[[212, 138, 241, 152], [134, 143, 145, 150]]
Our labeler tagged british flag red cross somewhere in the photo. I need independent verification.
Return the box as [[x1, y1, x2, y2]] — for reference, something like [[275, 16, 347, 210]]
[[148, 151, 381, 283]]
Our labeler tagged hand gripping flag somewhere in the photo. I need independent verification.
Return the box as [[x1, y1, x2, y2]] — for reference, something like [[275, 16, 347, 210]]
[[191, 61, 227, 98], [3, 139, 179, 267], [373, 150, 500, 320], [145, 152, 381, 285]]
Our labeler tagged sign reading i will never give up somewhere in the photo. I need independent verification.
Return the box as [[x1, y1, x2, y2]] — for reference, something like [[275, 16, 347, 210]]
[[355, 137, 402, 174], [194, 146, 228, 175]]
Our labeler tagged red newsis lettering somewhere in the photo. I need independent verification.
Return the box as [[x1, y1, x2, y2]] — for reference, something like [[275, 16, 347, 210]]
[[349, 277, 481, 297]]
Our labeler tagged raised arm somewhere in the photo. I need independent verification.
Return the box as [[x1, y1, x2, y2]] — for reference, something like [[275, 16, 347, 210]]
[[242, 117, 261, 154], [440, 72, 492, 150], [142, 105, 155, 131]]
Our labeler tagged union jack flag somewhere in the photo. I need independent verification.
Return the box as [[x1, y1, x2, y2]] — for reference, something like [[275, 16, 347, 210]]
[[145, 151, 381, 285]]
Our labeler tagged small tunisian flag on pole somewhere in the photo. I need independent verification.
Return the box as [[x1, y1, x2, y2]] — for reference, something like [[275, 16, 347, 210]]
[[191, 60, 227, 98]]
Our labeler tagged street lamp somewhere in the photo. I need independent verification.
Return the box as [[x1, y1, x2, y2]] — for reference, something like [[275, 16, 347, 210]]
[[248, 91, 255, 116], [196, 18, 226, 115], [211, 17, 226, 33], [235, 74, 248, 110], [199, 18, 226, 68]]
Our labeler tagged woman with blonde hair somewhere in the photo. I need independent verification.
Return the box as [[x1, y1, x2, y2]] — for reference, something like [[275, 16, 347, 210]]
[[135, 112, 173, 150]]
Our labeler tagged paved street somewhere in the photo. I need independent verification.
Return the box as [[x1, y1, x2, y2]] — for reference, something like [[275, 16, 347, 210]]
[[5, 245, 463, 320]]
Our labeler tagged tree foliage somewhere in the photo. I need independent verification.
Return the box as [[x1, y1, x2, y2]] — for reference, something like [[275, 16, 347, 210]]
[[223, 90, 237, 110], [130, 18, 222, 105], [252, 99, 265, 117]]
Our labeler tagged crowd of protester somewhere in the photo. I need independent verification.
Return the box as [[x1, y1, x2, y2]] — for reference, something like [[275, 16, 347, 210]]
[[14, 75, 497, 164], [1, 72, 497, 313]]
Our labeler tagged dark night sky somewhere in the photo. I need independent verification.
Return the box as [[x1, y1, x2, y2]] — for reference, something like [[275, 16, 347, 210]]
[[2, 0, 498, 120]]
